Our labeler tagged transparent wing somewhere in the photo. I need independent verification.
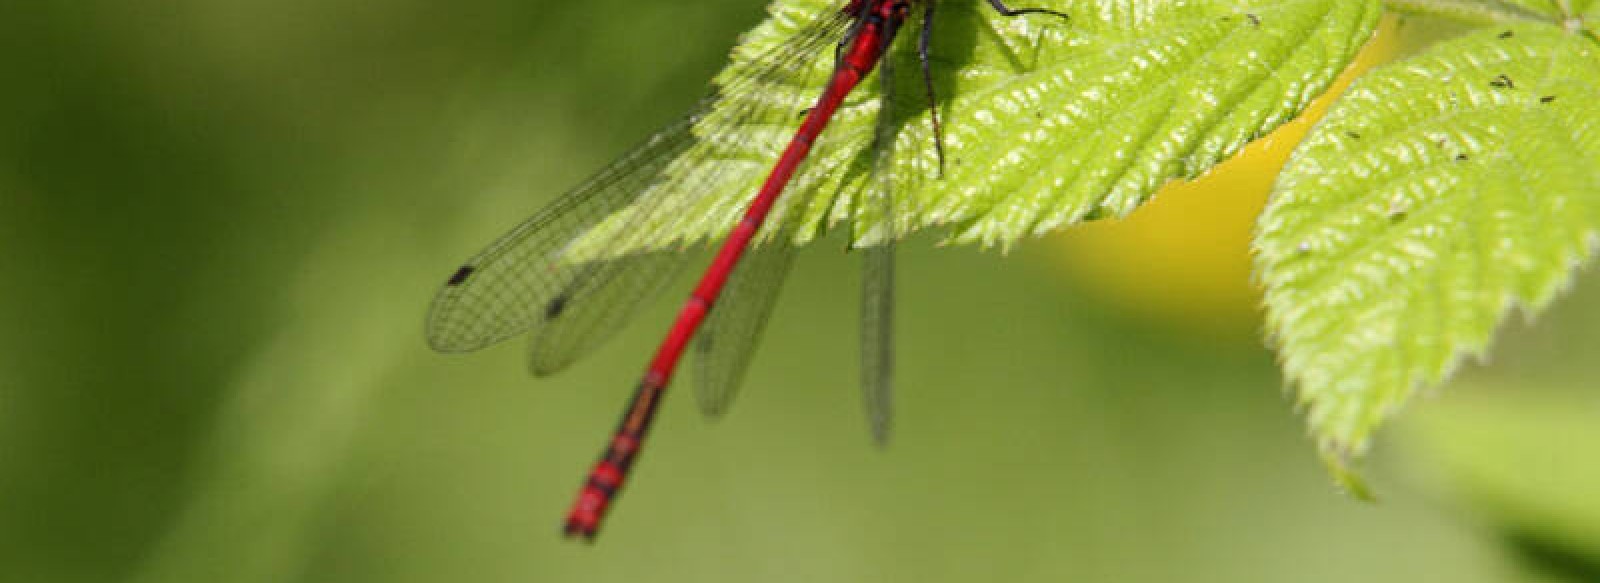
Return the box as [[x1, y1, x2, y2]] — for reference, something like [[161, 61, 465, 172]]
[[522, 15, 852, 375], [690, 233, 798, 418], [861, 237, 895, 444], [690, 3, 916, 423], [426, 8, 853, 370], [527, 250, 685, 374], [859, 29, 912, 446]]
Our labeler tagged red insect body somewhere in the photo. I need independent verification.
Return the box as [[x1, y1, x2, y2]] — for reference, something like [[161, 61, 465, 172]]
[[563, 0, 913, 540], [428, 0, 1066, 542]]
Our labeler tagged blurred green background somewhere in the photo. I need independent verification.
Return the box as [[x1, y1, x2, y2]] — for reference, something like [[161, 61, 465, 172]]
[[3, 2, 1598, 582]]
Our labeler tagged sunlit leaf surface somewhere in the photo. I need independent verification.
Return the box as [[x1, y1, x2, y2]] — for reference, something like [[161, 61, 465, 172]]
[[572, 0, 1381, 256], [1383, 0, 1567, 27], [1255, 22, 1600, 487]]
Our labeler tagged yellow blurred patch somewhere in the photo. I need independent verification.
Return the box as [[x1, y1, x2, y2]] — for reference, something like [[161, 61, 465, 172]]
[[1051, 15, 1402, 334]]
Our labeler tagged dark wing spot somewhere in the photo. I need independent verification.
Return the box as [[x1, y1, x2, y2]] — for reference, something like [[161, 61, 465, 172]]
[[545, 294, 570, 320], [447, 266, 476, 286]]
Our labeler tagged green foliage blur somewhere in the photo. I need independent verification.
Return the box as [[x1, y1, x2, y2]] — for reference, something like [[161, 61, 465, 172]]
[[2, 2, 1596, 582]]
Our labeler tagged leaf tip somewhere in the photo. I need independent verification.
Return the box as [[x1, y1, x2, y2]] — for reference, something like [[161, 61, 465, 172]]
[[1320, 441, 1378, 502]]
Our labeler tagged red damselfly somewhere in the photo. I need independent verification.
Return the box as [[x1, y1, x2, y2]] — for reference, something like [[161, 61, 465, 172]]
[[426, 0, 1067, 540]]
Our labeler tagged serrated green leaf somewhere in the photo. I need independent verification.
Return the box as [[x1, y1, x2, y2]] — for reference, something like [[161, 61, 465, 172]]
[[1582, 2, 1600, 46], [1385, 0, 1600, 28], [571, 0, 1380, 258], [1488, 0, 1595, 19], [1382, 0, 1556, 26], [1254, 23, 1600, 484]]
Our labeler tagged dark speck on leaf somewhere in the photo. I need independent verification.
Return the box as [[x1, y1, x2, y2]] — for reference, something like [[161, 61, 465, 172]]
[[1541, 95, 1557, 103], [1499, 30, 1515, 39], [447, 266, 475, 286], [546, 294, 569, 320], [1345, 131, 1361, 140], [1457, 154, 1470, 161], [1246, 13, 1261, 26], [1490, 74, 1515, 89]]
